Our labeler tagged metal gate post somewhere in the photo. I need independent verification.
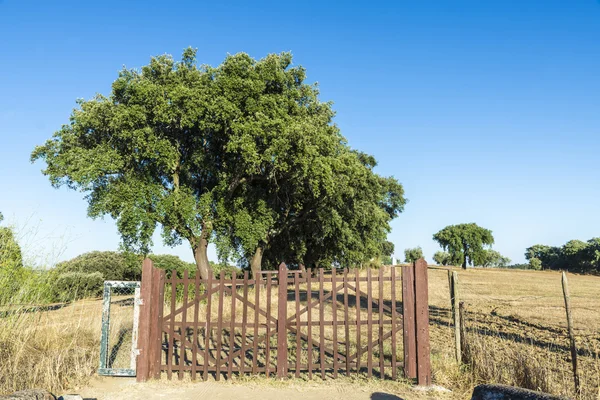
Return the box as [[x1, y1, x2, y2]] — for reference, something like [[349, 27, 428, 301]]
[[277, 262, 288, 378]]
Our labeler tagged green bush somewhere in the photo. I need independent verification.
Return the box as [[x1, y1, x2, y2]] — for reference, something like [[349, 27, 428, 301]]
[[53, 271, 104, 301], [54, 251, 141, 281], [148, 254, 196, 278]]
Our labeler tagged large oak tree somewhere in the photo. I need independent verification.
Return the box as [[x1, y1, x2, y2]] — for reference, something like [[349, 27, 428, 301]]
[[32, 49, 405, 278]]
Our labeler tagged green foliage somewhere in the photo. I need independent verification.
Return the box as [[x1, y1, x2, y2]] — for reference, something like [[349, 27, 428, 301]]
[[433, 251, 452, 266], [529, 257, 542, 271], [480, 249, 511, 268], [148, 254, 195, 278], [53, 271, 104, 301], [210, 261, 241, 279], [404, 247, 423, 263], [433, 223, 494, 269], [525, 238, 600, 273], [32, 49, 405, 277], [54, 251, 141, 281]]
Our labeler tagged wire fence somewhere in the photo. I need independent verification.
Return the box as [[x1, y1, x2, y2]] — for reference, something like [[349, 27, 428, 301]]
[[426, 266, 600, 399]]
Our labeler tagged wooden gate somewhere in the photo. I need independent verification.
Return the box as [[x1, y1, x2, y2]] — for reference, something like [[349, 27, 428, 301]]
[[136, 259, 431, 385]]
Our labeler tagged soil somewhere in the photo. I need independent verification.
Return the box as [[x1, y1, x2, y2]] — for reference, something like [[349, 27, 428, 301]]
[[76, 376, 447, 400]]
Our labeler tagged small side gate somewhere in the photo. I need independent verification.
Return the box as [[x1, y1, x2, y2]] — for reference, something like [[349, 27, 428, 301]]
[[136, 259, 431, 384]]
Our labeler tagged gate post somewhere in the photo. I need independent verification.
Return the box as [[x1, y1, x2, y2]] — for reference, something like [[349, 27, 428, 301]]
[[402, 263, 416, 379], [277, 262, 288, 378], [414, 258, 431, 385], [136, 258, 155, 382], [402, 258, 431, 385]]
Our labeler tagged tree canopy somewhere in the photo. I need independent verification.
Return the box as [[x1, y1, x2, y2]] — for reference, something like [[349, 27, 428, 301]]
[[525, 238, 600, 273], [432, 223, 494, 269], [433, 251, 452, 266], [32, 49, 405, 277], [404, 246, 423, 263], [0, 214, 22, 272], [479, 249, 511, 268]]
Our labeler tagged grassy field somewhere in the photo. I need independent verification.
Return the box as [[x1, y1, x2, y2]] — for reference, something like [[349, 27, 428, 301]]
[[1, 266, 598, 399]]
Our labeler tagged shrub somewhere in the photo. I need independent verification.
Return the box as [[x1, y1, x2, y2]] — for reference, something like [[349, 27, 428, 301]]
[[53, 271, 104, 301], [148, 254, 196, 278], [54, 251, 141, 281], [404, 247, 423, 263]]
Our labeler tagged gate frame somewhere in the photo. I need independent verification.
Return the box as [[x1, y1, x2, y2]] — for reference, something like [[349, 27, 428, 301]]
[[98, 280, 141, 377], [136, 258, 430, 384]]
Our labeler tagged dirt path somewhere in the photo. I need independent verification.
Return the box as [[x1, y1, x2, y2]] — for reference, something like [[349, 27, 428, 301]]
[[77, 377, 448, 400]]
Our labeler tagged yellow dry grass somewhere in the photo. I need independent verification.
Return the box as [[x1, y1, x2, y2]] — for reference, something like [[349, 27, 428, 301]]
[[1, 266, 598, 399]]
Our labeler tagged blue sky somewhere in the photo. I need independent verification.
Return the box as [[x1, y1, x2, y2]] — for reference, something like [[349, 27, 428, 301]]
[[1, 0, 599, 267]]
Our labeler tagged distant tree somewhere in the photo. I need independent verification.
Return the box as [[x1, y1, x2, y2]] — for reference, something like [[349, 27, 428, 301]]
[[433, 223, 494, 269], [480, 249, 511, 268], [529, 257, 542, 271], [433, 251, 452, 266], [0, 216, 22, 271], [525, 244, 561, 270], [404, 246, 424, 263], [585, 238, 600, 273], [54, 251, 141, 281]]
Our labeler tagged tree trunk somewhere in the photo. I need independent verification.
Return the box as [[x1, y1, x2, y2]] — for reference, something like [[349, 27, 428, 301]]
[[250, 246, 263, 279], [192, 230, 211, 280]]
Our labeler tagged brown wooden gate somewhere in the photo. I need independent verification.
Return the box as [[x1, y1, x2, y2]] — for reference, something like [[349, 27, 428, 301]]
[[136, 259, 431, 385]]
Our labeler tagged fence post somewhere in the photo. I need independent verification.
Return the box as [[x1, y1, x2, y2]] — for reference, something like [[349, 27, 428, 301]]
[[414, 258, 431, 386], [449, 271, 461, 363], [402, 263, 416, 379], [136, 258, 155, 382], [561, 272, 580, 394], [277, 262, 288, 378]]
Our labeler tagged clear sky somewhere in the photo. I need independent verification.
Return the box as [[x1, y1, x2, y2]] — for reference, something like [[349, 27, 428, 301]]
[[1, 0, 599, 267]]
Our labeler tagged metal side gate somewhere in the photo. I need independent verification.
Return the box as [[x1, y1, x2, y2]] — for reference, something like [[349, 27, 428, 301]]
[[98, 281, 141, 376]]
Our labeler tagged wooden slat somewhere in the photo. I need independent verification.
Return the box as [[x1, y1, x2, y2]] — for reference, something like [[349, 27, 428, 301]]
[[179, 270, 189, 380], [391, 267, 398, 380], [332, 267, 338, 378], [167, 270, 176, 379], [203, 272, 213, 381], [307, 268, 313, 379], [378, 267, 384, 379], [215, 274, 225, 381], [414, 259, 431, 385], [355, 269, 361, 374], [266, 273, 272, 377], [367, 268, 373, 378], [191, 272, 200, 380], [240, 271, 249, 376], [252, 273, 260, 375], [344, 268, 350, 376], [227, 273, 237, 379], [286, 282, 347, 325], [402, 264, 417, 379], [319, 268, 325, 379], [295, 271, 301, 377]]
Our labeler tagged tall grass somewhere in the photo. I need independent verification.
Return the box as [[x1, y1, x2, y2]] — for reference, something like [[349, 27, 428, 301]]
[[0, 270, 101, 395]]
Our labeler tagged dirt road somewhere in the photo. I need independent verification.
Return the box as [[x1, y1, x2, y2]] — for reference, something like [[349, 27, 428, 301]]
[[77, 377, 447, 400]]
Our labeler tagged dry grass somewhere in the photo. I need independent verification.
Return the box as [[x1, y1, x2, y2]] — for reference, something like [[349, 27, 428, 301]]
[[1, 266, 598, 399], [427, 267, 600, 400], [0, 297, 135, 395]]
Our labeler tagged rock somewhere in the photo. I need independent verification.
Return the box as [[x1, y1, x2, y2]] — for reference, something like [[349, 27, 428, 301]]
[[0, 389, 56, 400], [471, 384, 569, 400], [57, 396, 83, 400]]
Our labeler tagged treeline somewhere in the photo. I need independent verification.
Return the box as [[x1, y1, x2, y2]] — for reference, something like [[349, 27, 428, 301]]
[[0, 214, 238, 304], [525, 238, 600, 273]]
